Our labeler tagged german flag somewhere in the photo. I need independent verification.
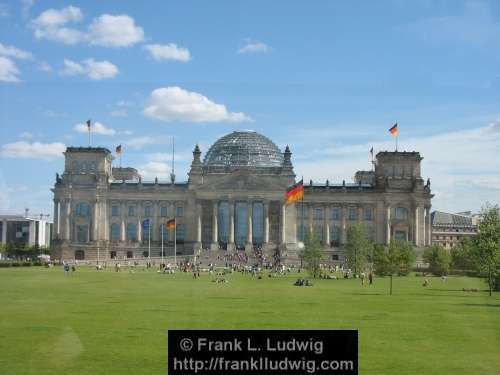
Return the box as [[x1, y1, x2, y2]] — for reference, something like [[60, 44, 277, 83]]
[[389, 123, 398, 136], [166, 218, 176, 230], [115, 144, 122, 154], [286, 179, 304, 204]]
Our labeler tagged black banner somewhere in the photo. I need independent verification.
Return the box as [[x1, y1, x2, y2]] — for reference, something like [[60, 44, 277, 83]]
[[168, 330, 358, 374]]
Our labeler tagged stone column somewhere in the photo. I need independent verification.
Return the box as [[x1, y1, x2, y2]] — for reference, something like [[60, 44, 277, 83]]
[[414, 205, 419, 246], [92, 199, 99, 242], [196, 202, 202, 243], [264, 201, 270, 244], [1, 219, 7, 244], [308, 205, 313, 235], [211, 201, 218, 250], [340, 205, 347, 244], [426, 206, 432, 246], [358, 206, 363, 223], [386, 204, 391, 245], [246, 201, 253, 252], [228, 200, 235, 251], [53, 199, 59, 240], [120, 201, 126, 242], [324, 205, 330, 247], [280, 202, 286, 245], [65, 200, 71, 241]]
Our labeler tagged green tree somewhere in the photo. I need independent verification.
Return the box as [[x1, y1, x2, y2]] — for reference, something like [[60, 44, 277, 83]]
[[345, 224, 371, 275], [386, 240, 416, 295], [423, 245, 451, 276], [373, 243, 389, 276], [300, 230, 323, 278], [470, 205, 500, 295], [451, 238, 474, 271]]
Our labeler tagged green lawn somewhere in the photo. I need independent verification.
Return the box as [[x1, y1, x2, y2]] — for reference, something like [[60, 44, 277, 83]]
[[0, 267, 499, 375]]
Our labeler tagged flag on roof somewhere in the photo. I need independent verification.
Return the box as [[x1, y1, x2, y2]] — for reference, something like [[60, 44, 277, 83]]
[[286, 179, 304, 204]]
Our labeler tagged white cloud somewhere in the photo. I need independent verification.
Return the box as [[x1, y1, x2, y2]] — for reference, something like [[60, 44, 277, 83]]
[[31, 6, 85, 44], [0, 43, 32, 60], [0, 3, 9, 18], [74, 121, 116, 135], [407, 2, 500, 45], [61, 58, 119, 80], [144, 86, 252, 123], [109, 109, 128, 117], [30, 7, 144, 47], [138, 161, 171, 180], [37, 61, 52, 72], [149, 152, 188, 162], [144, 43, 191, 62], [0, 141, 66, 160], [238, 38, 269, 54], [20, 131, 34, 139], [125, 136, 170, 150], [0, 56, 20, 82], [88, 14, 144, 47]]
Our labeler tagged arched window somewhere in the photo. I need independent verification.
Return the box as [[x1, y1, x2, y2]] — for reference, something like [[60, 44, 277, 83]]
[[110, 223, 120, 241], [218, 201, 229, 244], [395, 207, 408, 220], [76, 202, 91, 217], [126, 223, 137, 241], [330, 225, 341, 246]]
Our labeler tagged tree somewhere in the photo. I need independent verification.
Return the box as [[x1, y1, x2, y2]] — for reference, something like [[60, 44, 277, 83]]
[[373, 244, 389, 276], [423, 245, 451, 276], [300, 230, 323, 278], [451, 238, 474, 271], [470, 204, 500, 296], [345, 224, 371, 275], [386, 240, 416, 295]]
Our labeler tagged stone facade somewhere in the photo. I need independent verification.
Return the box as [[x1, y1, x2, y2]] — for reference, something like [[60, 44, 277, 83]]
[[51, 131, 433, 262], [431, 211, 477, 249]]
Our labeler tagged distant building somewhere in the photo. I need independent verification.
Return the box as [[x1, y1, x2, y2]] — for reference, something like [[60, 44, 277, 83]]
[[431, 211, 477, 249], [0, 214, 52, 248]]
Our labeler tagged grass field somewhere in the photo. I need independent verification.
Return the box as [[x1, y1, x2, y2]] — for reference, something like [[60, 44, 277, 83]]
[[0, 267, 499, 375]]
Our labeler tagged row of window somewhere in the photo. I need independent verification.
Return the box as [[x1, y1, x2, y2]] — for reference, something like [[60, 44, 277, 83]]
[[75, 202, 184, 218], [297, 206, 409, 221], [297, 224, 376, 243], [297, 207, 374, 221], [75, 223, 186, 243]]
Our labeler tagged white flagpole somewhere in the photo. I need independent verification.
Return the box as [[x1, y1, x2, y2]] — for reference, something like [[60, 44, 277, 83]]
[[148, 221, 151, 261], [161, 224, 164, 265], [174, 221, 177, 267]]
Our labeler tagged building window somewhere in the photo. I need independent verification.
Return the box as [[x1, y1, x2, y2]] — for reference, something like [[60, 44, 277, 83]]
[[76, 202, 91, 217], [395, 207, 408, 220], [110, 223, 120, 241], [348, 208, 358, 220], [218, 201, 229, 243], [128, 206, 136, 217], [110, 251, 117, 259], [75, 250, 85, 260], [332, 254, 339, 261], [394, 230, 407, 241], [126, 223, 137, 241], [313, 224, 323, 242], [331, 208, 340, 220], [111, 205, 120, 217], [252, 202, 264, 244], [176, 206, 184, 217], [127, 251, 133, 258], [313, 208, 323, 220], [144, 205, 152, 217], [330, 225, 341, 245], [176, 224, 185, 242], [364, 207, 373, 221], [160, 206, 168, 217], [76, 224, 89, 243], [235, 202, 248, 248]]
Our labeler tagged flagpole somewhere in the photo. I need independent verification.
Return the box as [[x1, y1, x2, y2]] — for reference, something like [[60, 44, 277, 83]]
[[148, 221, 151, 261], [301, 176, 304, 243], [174, 221, 177, 267], [161, 224, 164, 265], [396, 134, 398, 152]]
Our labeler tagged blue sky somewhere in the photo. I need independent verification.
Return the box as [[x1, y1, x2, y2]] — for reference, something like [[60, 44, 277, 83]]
[[1, 0, 499, 218]]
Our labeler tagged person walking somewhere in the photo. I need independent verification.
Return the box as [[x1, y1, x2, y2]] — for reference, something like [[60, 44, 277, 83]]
[[369, 272, 373, 285]]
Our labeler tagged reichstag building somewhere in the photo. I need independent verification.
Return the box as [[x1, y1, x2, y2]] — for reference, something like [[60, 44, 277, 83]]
[[51, 130, 433, 262]]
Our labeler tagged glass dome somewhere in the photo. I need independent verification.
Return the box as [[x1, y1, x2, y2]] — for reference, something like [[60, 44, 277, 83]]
[[203, 131, 284, 168]]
